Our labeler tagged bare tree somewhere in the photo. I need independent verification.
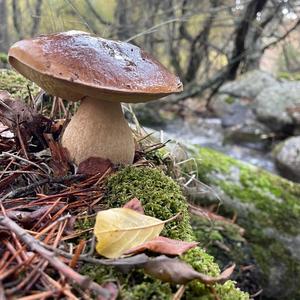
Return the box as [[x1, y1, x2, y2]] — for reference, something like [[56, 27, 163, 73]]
[[0, 0, 9, 52], [12, 0, 23, 39], [31, 0, 43, 37]]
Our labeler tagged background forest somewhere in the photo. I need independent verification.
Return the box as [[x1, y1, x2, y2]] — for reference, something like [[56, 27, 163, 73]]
[[2, 0, 300, 100]]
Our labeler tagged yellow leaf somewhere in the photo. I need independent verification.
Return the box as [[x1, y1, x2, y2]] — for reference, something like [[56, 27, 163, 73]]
[[94, 208, 166, 258]]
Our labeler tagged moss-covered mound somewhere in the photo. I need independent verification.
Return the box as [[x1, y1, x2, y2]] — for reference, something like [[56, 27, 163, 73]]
[[82, 166, 249, 299], [189, 146, 300, 299], [0, 69, 40, 99]]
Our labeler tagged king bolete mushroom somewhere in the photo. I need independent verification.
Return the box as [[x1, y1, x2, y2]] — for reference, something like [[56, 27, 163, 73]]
[[8, 31, 183, 165]]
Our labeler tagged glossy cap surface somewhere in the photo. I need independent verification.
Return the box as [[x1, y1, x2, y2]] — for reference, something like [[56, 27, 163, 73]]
[[8, 31, 183, 103]]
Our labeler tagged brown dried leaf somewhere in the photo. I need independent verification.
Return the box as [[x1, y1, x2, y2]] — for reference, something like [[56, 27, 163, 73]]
[[44, 133, 70, 176], [78, 157, 113, 176], [124, 236, 198, 256], [144, 256, 235, 285], [0, 91, 51, 148], [123, 198, 144, 214]]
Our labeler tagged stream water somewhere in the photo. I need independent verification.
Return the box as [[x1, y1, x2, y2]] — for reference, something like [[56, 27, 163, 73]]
[[162, 117, 277, 174]]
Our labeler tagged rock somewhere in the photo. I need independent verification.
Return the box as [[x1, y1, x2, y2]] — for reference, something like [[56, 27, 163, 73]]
[[211, 70, 278, 117], [255, 81, 300, 130], [186, 146, 300, 300], [274, 136, 300, 182], [219, 70, 278, 99], [223, 114, 272, 150]]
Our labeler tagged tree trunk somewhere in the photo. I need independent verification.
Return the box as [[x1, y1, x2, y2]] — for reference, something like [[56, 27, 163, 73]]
[[12, 0, 23, 39], [227, 0, 268, 80], [115, 0, 132, 40], [31, 0, 43, 37], [0, 0, 9, 52]]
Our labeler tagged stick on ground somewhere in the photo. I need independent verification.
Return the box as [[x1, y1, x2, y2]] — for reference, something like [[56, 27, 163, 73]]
[[0, 216, 110, 299]]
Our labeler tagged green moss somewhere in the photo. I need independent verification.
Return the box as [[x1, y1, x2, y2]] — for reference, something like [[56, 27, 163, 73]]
[[123, 280, 172, 300], [277, 71, 300, 81], [81, 166, 249, 299], [0, 69, 40, 99], [0, 53, 8, 64], [225, 96, 235, 104]]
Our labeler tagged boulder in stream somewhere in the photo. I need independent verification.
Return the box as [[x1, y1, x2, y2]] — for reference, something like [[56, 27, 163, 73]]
[[255, 81, 300, 131], [211, 70, 278, 117]]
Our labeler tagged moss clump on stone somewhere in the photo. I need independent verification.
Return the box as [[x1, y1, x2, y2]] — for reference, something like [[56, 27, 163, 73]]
[[225, 96, 235, 104], [81, 166, 249, 300], [190, 146, 300, 299], [0, 69, 40, 99]]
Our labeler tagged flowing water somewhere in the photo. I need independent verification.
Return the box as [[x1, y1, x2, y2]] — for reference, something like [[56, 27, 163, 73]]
[[162, 117, 277, 173]]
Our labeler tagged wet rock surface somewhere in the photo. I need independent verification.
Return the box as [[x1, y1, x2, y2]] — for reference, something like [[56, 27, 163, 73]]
[[255, 81, 300, 131], [274, 136, 300, 182], [218, 70, 279, 99]]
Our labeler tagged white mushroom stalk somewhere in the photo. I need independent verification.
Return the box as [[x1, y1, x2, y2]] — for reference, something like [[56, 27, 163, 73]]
[[62, 98, 134, 164]]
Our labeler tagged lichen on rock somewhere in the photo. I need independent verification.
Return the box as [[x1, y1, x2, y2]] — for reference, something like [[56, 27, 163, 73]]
[[82, 166, 249, 300]]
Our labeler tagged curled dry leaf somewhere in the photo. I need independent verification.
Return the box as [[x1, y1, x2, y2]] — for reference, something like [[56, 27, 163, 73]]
[[94, 208, 178, 258], [143, 256, 235, 285], [78, 157, 113, 176], [124, 236, 198, 256], [0, 91, 51, 148], [123, 197, 144, 214]]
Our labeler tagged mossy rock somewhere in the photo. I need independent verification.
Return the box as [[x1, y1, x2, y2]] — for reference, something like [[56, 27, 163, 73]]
[[0, 69, 40, 99], [81, 166, 249, 300], [188, 146, 300, 299]]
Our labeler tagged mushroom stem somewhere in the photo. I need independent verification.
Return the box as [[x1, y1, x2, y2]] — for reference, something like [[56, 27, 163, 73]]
[[61, 98, 135, 165]]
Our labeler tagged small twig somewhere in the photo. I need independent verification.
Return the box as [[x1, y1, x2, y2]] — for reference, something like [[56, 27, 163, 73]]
[[69, 240, 86, 269], [0, 216, 110, 299], [26, 84, 35, 109], [16, 115, 29, 159], [172, 285, 186, 300], [0, 280, 6, 300], [0, 152, 47, 174]]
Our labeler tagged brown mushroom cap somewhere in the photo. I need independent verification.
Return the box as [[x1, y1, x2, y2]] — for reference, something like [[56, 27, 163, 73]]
[[8, 30, 183, 103]]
